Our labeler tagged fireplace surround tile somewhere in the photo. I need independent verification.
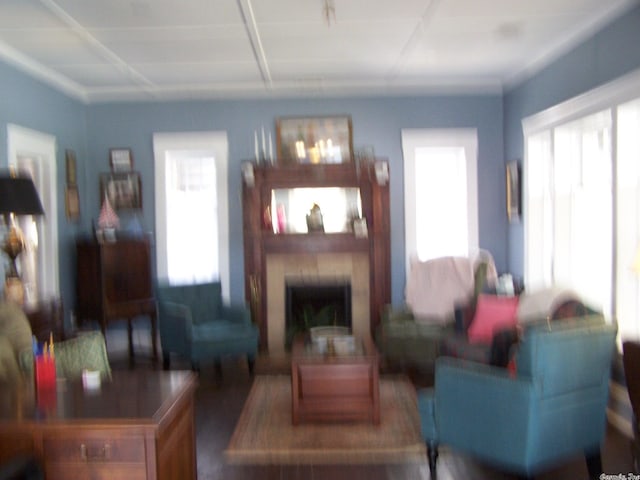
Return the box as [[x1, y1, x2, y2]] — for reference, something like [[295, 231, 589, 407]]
[[266, 253, 370, 354]]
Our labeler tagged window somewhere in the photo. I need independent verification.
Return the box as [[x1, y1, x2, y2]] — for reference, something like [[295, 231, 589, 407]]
[[401, 129, 479, 275], [7, 124, 58, 305], [153, 132, 230, 301], [525, 112, 613, 314], [523, 68, 640, 347], [616, 98, 640, 342]]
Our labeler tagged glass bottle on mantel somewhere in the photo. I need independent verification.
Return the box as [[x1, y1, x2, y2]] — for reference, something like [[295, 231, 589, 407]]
[[276, 204, 287, 234]]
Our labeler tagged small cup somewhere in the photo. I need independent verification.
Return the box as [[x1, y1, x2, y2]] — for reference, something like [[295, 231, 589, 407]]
[[82, 370, 101, 390]]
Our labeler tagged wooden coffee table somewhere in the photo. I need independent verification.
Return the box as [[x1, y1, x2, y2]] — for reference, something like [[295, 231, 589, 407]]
[[290, 333, 380, 425]]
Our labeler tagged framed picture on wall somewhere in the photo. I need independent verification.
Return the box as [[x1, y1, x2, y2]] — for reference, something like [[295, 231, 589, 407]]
[[65, 186, 80, 221], [506, 160, 521, 223], [276, 115, 353, 165], [109, 148, 134, 172], [65, 149, 77, 186], [100, 171, 142, 210]]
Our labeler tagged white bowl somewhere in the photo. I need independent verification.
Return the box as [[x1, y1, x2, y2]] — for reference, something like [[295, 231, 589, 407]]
[[332, 335, 356, 355]]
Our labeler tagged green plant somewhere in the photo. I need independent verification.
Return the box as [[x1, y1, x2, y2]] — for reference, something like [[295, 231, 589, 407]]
[[285, 304, 338, 349]]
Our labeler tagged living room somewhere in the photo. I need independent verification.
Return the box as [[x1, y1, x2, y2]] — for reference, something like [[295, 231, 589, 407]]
[[1, 1, 640, 478]]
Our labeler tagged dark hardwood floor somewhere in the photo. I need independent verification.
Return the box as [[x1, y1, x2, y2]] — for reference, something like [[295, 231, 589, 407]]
[[107, 328, 635, 480]]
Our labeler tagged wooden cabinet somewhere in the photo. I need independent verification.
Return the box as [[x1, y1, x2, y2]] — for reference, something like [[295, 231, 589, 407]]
[[0, 371, 197, 480], [75, 236, 158, 363]]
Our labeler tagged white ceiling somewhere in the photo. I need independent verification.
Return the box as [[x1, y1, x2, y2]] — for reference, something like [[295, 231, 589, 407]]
[[0, 0, 636, 104]]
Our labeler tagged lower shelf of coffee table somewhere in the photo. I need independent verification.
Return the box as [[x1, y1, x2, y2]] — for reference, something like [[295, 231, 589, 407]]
[[291, 361, 380, 424]]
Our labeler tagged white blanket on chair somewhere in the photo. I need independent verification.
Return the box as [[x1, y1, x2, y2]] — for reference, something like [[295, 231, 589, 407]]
[[406, 256, 475, 324]]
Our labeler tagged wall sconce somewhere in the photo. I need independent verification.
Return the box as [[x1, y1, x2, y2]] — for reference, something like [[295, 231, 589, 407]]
[[242, 161, 255, 187], [374, 160, 389, 186]]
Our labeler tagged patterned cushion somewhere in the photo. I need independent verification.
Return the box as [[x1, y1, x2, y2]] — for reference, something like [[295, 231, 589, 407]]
[[467, 294, 519, 344], [20, 331, 111, 381]]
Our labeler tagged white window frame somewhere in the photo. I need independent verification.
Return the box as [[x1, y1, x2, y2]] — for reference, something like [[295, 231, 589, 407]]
[[522, 67, 640, 330], [401, 128, 479, 277], [153, 131, 230, 302], [7, 124, 59, 304]]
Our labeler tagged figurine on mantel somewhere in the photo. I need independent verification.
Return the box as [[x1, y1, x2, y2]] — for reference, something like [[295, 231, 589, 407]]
[[306, 203, 324, 233]]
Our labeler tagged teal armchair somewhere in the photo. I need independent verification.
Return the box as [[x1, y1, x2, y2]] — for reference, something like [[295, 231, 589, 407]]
[[157, 282, 259, 375], [418, 316, 617, 479]]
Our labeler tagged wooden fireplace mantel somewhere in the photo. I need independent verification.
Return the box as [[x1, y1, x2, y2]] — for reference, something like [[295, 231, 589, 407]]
[[242, 162, 391, 351]]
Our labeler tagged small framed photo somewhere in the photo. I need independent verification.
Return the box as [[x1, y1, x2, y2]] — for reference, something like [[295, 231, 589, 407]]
[[65, 186, 80, 221], [65, 149, 77, 186], [100, 171, 142, 210], [276, 115, 353, 165], [109, 148, 133, 172]]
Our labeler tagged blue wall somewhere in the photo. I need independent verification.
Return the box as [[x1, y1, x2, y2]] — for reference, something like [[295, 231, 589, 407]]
[[504, 3, 640, 278], [0, 61, 87, 316], [1, 59, 505, 319], [86, 95, 504, 307], [3, 3, 638, 328]]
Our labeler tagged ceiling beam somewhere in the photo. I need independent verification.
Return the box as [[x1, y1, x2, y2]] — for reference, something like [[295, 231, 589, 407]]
[[236, 0, 273, 90]]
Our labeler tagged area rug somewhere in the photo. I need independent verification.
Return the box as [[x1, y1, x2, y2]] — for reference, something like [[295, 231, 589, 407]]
[[225, 375, 426, 465]]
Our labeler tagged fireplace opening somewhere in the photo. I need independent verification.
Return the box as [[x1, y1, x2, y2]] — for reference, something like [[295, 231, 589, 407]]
[[285, 280, 352, 349]]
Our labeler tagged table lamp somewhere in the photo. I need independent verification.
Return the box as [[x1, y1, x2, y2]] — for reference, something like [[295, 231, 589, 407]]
[[0, 173, 45, 304]]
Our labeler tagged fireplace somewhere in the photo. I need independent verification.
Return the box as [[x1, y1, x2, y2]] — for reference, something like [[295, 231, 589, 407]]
[[242, 163, 391, 353], [285, 279, 351, 348], [265, 252, 369, 354]]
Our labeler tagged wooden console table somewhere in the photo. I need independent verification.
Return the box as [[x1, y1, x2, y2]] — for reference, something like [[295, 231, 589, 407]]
[[0, 370, 197, 480], [291, 333, 380, 424]]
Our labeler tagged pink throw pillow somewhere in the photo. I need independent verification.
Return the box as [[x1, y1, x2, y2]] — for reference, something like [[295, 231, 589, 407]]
[[467, 294, 519, 344]]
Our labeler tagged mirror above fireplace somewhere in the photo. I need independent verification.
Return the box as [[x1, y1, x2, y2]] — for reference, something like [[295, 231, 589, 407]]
[[271, 187, 362, 234]]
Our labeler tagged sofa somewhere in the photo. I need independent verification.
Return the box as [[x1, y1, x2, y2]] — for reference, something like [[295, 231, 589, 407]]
[[0, 301, 33, 385], [0, 300, 112, 386], [440, 286, 597, 367], [376, 259, 596, 375], [375, 254, 496, 373]]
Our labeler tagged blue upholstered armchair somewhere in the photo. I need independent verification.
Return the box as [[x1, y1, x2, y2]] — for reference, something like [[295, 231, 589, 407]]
[[157, 282, 259, 375], [418, 315, 617, 479]]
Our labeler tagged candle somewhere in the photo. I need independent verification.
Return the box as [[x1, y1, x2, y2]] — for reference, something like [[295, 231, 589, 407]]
[[254, 130, 259, 163], [268, 132, 273, 164], [261, 127, 266, 161]]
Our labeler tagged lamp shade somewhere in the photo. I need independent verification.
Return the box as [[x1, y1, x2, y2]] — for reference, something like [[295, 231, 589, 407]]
[[0, 175, 45, 215]]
